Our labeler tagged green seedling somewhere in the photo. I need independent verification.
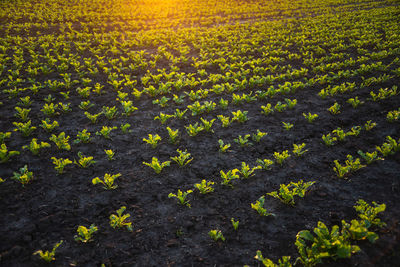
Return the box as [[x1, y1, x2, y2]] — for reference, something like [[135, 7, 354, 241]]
[[332, 128, 346, 141], [120, 100, 138, 116], [303, 112, 318, 123], [293, 143, 308, 156], [74, 224, 98, 243], [231, 218, 239, 231], [218, 139, 231, 153], [51, 157, 72, 174], [252, 130, 267, 142], [376, 136, 399, 156], [74, 129, 91, 144], [285, 98, 297, 109], [13, 120, 36, 137], [261, 104, 274, 115], [322, 134, 337, 146], [153, 96, 170, 107], [357, 150, 382, 164], [96, 126, 117, 139], [219, 98, 229, 109], [49, 132, 71, 150], [33, 240, 63, 263], [217, 115, 232, 127], [200, 118, 215, 132], [387, 109, 400, 122], [105, 149, 115, 161], [354, 199, 386, 228], [347, 126, 362, 137], [282, 122, 294, 130], [267, 180, 315, 206], [12, 165, 33, 186], [120, 123, 131, 133], [41, 103, 59, 117], [231, 110, 248, 123], [168, 189, 193, 207], [174, 109, 187, 119], [75, 152, 96, 168], [209, 230, 225, 242], [194, 179, 215, 194], [273, 150, 290, 165], [185, 123, 204, 136], [220, 169, 240, 187], [0, 132, 11, 144], [18, 96, 33, 107], [341, 219, 378, 243], [234, 134, 252, 147], [154, 112, 174, 124], [166, 127, 179, 144], [22, 138, 50, 155], [40, 118, 59, 132], [328, 102, 341, 115], [333, 160, 351, 178], [256, 158, 274, 170], [84, 111, 102, 124], [345, 155, 366, 171], [143, 134, 162, 149], [238, 162, 260, 179], [102, 106, 118, 120], [255, 251, 291, 267], [143, 157, 170, 174], [0, 144, 19, 163], [78, 100, 94, 110], [251, 196, 275, 217], [109, 206, 132, 231], [274, 101, 287, 112], [14, 107, 30, 122], [364, 120, 376, 131], [347, 97, 364, 108], [173, 94, 185, 105], [171, 149, 193, 167], [92, 173, 121, 190]]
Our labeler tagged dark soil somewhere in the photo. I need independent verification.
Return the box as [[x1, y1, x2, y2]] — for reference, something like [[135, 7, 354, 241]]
[[0, 2, 400, 267]]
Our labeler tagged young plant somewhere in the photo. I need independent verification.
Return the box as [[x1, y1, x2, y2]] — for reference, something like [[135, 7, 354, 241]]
[[251, 196, 275, 217], [285, 98, 297, 109], [220, 169, 240, 187], [273, 150, 290, 165], [364, 120, 376, 131], [0, 144, 19, 163], [261, 104, 274, 116], [217, 115, 232, 127], [302, 112, 318, 123], [231, 218, 239, 231], [252, 130, 267, 142], [0, 131, 11, 144], [234, 134, 252, 147], [33, 240, 63, 263], [13, 120, 36, 137], [267, 180, 315, 206], [194, 179, 215, 194], [41, 103, 59, 117], [238, 162, 260, 179], [74, 152, 96, 168], [200, 118, 215, 132], [168, 189, 193, 208], [120, 123, 131, 133], [171, 149, 193, 167], [14, 107, 30, 122], [96, 126, 117, 139], [292, 143, 308, 157], [74, 129, 91, 144], [218, 139, 231, 153], [282, 122, 294, 131], [347, 97, 364, 108], [174, 109, 187, 119], [387, 109, 400, 122], [78, 100, 94, 110], [231, 110, 248, 123], [92, 173, 121, 190], [254, 251, 291, 267], [274, 101, 287, 112], [142, 157, 170, 174], [12, 165, 33, 186], [74, 224, 98, 243], [102, 106, 118, 120], [322, 134, 337, 146], [105, 149, 115, 161], [357, 150, 382, 164], [51, 157, 72, 174], [166, 127, 179, 144], [354, 199, 386, 228], [120, 101, 138, 116], [109, 206, 133, 231], [219, 98, 229, 109], [154, 112, 174, 124], [345, 155, 366, 172], [49, 132, 71, 150], [328, 102, 341, 115], [333, 160, 351, 178], [143, 134, 162, 149], [209, 230, 225, 242], [256, 159, 274, 170], [185, 123, 204, 137], [84, 111, 102, 124], [22, 138, 50, 155], [40, 118, 59, 132]]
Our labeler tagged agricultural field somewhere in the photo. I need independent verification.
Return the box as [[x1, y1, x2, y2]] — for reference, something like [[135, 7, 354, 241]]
[[0, 0, 400, 266]]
